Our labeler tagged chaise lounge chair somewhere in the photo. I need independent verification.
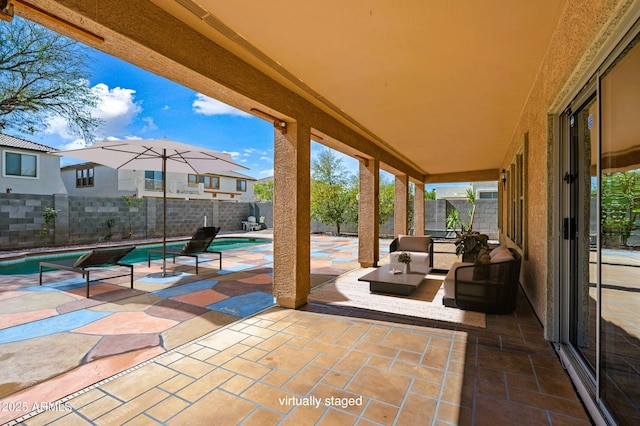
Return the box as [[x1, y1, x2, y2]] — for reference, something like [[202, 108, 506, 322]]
[[39, 246, 135, 298], [147, 226, 222, 274]]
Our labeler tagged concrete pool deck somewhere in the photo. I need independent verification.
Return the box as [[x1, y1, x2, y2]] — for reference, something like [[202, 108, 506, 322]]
[[0, 233, 363, 424]]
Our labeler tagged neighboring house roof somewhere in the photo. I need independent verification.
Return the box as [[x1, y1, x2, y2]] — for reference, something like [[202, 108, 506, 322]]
[[60, 161, 100, 170], [219, 170, 256, 181], [0, 133, 58, 153]]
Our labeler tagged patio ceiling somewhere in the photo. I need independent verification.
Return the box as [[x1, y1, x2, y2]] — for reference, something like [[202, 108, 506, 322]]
[[152, 1, 567, 177]]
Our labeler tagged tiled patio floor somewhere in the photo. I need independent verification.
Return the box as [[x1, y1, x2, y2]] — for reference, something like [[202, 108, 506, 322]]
[[0, 235, 591, 425]]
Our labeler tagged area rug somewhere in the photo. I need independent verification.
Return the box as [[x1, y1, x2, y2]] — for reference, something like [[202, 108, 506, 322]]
[[309, 268, 486, 328]]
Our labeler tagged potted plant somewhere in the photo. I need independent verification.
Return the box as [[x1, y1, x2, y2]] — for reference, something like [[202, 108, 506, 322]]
[[447, 189, 490, 262], [398, 252, 412, 273]]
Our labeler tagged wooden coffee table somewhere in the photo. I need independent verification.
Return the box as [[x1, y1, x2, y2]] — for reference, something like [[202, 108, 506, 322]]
[[358, 264, 425, 295]]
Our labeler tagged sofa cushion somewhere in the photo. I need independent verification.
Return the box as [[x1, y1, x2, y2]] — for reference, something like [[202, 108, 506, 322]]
[[489, 245, 510, 259], [443, 262, 472, 299], [390, 251, 432, 274], [397, 235, 431, 252]]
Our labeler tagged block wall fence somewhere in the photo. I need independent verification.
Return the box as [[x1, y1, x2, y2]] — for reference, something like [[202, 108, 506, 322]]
[[0, 195, 496, 250]]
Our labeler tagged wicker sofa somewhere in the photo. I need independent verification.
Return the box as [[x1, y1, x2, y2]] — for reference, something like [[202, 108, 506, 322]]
[[389, 235, 434, 275], [442, 246, 521, 314]]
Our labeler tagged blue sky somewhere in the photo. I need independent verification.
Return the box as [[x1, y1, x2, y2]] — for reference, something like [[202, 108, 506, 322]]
[[21, 35, 374, 180], [25, 47, 279, 179]]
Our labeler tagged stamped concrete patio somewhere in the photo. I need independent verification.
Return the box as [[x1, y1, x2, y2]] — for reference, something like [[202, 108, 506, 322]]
[[0, 235, 591, 425]]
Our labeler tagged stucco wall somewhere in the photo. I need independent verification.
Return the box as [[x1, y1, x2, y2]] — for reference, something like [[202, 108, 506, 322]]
[[500, 0, 634, 332], [1, 149, 66, 195]]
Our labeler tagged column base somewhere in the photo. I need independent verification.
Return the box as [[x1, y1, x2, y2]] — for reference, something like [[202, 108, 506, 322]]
[[276, 295, 308, 309]]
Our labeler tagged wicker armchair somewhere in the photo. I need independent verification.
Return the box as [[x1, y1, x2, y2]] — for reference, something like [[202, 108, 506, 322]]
[[442, 248, 521, 314]]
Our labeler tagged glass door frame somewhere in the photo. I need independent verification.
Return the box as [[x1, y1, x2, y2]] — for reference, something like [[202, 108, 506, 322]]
[[554, 18, 640, 425], [558, 78, 600, 399]]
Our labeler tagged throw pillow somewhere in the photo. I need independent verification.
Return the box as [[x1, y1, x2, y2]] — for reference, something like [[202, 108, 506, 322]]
[[490, 252, 514, 263], [489, 245, 509, 259], [473, 248, 491, 280]]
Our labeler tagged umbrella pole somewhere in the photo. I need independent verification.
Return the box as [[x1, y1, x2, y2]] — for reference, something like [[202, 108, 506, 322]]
[[162, 148, 167, 276], [148, 147, 180, 279]]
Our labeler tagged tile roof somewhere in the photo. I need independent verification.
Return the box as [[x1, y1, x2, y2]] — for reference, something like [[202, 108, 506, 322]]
[[0, 133, 58, 153]]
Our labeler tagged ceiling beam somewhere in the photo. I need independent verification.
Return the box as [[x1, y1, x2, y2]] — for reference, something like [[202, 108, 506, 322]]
[[424, 169, 499, 184]]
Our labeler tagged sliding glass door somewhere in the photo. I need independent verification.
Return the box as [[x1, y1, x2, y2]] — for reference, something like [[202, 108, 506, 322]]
[[598, 35, 640, 425], [561, 32, 640, 425]]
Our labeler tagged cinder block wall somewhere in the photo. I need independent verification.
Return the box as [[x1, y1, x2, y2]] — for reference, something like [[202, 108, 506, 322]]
[[0, 194, 253, 250], [0, 195, 497, 249], [0, 194, 55, 248]]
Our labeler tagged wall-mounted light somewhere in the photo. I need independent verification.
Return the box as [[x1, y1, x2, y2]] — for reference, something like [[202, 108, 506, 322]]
[[250, 108, 287, 134], [500, 169, 507, 189], [0, 0, 14, 22]]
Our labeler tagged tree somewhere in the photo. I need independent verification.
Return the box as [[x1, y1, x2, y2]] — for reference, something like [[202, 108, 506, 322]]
[[0, 17, 101, 141], [254, 179, 274, 201], [425, 188, 436, 200], [601, 171, 640, 246], [310, 149, 353, 234], [379, 179, 395, 225]]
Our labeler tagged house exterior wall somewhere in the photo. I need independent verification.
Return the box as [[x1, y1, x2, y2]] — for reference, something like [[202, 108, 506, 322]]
[[1, 148, 66, 195], [61, 166, 128, 198], [61, 166, 256, 201], [500, 0, 636, 331]]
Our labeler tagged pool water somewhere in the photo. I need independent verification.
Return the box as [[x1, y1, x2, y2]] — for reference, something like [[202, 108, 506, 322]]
[[0, 237, 271, 275]]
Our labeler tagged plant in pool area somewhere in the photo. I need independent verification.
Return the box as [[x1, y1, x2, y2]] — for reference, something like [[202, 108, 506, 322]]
[[122, 195, 142, 238], [106, 218, 115, 240], [398, 252, 411, 264], [39, 207, 59, 238]]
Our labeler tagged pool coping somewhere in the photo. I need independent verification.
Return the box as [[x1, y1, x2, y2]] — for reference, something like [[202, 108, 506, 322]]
[[0, 232, 274, 261]]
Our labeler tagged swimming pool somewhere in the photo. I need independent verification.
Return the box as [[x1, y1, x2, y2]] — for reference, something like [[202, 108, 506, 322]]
[[0, 237, 271, 275]]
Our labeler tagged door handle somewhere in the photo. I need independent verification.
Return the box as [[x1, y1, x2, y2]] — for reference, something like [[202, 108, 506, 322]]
[[563, 218, 577, 240]]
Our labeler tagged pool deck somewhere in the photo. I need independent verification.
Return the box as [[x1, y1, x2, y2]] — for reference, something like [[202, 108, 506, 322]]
[[0, 234, 591, 425], [0, 232, 364, 424]]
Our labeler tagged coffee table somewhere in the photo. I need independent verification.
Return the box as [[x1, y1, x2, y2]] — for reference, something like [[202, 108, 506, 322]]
[[358, 264, 425, 295]]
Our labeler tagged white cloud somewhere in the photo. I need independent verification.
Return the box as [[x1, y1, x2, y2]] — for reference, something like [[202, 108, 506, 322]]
[[45, 116, 76, 140], [259, 156, 273, 162], [92, 83, 142, 135], [259, 168, 274, 177], [192, 94, 250, 117], [59, 138, 90, 150], [45, 83, 142, 141], [141, 117, 157, 132]]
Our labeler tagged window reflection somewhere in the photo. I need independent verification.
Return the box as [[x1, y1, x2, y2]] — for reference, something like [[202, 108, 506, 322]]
[[600, 35, 640, 425]]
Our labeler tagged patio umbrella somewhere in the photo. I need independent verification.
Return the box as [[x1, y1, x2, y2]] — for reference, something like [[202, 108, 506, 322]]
[[55, 138, 248, 277]]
